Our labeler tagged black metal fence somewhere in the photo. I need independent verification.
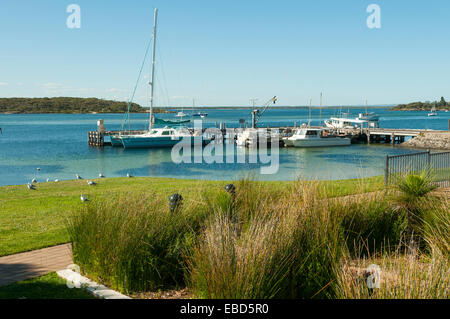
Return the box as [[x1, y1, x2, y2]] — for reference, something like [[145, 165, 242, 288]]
[[385, 150, 450, 187]]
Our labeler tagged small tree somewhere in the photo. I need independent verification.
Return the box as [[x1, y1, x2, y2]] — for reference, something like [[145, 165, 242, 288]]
[[439, 97, 446, 107]]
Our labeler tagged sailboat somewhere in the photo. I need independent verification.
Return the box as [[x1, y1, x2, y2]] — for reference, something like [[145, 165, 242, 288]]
[[118, 9, 207, 149], [428, 105, 437, 116]]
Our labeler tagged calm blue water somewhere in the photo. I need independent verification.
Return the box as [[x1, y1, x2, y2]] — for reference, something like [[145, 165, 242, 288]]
[[0, 108, 449, 186]]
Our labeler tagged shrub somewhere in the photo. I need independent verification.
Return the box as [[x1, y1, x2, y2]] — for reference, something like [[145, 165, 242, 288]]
[[67, 192, 210, 293], [397, 172, 437, 202], [187, 181, 344, 299]]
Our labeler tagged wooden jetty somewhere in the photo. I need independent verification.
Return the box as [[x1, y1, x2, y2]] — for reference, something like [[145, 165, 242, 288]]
[[88, 123, 446, 148], [364, 128, 423, 145]]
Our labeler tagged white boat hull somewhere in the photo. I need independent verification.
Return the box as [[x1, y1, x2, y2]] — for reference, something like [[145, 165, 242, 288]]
[[282, 138, 294, 147]]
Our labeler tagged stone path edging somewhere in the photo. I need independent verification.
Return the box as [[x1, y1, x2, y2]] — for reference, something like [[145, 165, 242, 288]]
[[56, 269, 131, 299]]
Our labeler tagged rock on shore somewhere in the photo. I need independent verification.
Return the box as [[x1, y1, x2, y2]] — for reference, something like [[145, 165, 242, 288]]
[[402, 132, 450, 150]]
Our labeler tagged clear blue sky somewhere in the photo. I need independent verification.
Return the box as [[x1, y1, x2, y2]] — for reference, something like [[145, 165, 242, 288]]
[[0, 0, 449, 107]]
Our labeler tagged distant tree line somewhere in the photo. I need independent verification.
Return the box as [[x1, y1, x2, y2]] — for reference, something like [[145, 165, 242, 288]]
[[0, 97, 169, 114], [392, 97, 449, 110]]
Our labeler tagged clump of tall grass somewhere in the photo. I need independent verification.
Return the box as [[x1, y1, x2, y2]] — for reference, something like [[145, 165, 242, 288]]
[[66, 174, 448, 299], [335, 246, 449, 299], [334, 192, 408, 257], [67, 192, 210, 293], [392, 172, 439, 251], [397, 172, 437, 202], [335, 187, 449, 299], [187, 180, 344, 299], [422, 197, 450, 257]]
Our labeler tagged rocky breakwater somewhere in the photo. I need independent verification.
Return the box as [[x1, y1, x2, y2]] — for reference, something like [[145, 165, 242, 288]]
[[402, 131, 450, 150]]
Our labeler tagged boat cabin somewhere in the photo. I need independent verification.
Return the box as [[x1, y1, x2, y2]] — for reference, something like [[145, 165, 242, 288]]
[[149, 128, 177, 136], [292, 128, 328, 139]]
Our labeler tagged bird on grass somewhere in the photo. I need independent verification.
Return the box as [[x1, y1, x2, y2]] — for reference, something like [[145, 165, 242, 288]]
[[127, 173, 132, 178], [27, 183, 35, 190], [31, 178, 37, 183], [46, 178, 50, 182], [54, 179, 59, 182], [76, 174, 83, 180], [80, 194, 88, 202], [87, 180, 97, 186], [99, 173, 105, 178]]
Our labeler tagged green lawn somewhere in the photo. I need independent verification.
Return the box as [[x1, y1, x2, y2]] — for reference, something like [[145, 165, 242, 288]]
[[0, 272, 95, 299], [0, 176, 383, 257]]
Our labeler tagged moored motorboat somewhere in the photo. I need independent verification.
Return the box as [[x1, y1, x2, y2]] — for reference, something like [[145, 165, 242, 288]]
[[284, 128, 350, 147], [175, 111, 188, 117], [236, 128, 280, 148], [193, 112, 208, 118]]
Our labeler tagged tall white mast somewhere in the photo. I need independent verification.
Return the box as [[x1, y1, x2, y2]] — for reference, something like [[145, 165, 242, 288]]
[[149, 8, 158, 130], [308, 98, 312, 127], [319, 92, 323, 127]]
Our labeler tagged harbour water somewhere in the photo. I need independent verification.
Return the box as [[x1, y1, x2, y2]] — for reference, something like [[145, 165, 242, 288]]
[[1, 107, 449, 186]]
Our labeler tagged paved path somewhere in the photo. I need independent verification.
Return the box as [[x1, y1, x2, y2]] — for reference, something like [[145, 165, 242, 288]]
[[0, 244, 72, 287]]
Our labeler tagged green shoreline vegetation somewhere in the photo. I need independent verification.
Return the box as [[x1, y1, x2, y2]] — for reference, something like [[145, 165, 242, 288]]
[[0, 97, 171, 114], [0, 176, 382, 257], [391, 96, 449, 111], [0, 175, 448, 299], [66, 175, 448, 299], [0, 97, 393, 113]]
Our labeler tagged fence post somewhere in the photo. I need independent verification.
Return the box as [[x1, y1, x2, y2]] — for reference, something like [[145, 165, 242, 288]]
[[427, 149, 431, 177], [384, 155, 389, 186]]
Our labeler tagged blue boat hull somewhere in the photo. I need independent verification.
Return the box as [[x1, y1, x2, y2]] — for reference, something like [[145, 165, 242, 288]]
[[120, 136, 211, 149], [110, 135, 124, 147]]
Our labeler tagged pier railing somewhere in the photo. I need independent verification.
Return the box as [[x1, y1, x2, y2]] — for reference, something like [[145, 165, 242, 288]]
[[385, 150, 450, 187]]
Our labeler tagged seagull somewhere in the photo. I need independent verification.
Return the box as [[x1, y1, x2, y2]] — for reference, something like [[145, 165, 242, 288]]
[[46, 178, 50, 182], [127, 173, 132, 178], [54, 179, 59, 182], [36, 168, 41, 171], [80, 194, 88, 202], [27, 183, 35, 190], [76, 174, 82, 180], [87, 180, 97, 186], [99, 173, 105, 178], [31, 178, 37, 183]]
